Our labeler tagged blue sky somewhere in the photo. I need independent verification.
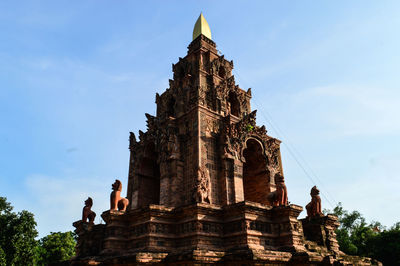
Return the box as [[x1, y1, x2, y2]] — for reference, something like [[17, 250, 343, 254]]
[[1, 1, 399, 237]]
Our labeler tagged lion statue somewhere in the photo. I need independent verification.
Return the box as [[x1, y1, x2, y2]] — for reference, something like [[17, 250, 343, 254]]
[[82, 197, 96, 224], [110, 179, 129, 212], [268, 174, 288, 206], [306, 186, 323, 218]]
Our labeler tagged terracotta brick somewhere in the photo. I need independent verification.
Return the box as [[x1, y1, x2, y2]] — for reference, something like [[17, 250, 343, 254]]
[[71, 33, 380, 266]]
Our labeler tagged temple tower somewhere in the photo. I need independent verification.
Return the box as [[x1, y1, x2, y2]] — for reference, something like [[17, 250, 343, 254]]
[[127, 13, 283, 210], [71, 14, 376, 266]]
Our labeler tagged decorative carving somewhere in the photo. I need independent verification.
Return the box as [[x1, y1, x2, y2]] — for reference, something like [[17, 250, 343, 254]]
[[271, 148, 280, 167], [193, 166, 211, 203], [148, 223, 156, 233], [246, 88, 252, 96], [253, 125, 267, 136], [204, 117, 221, 135], [129, 132, 137, 152], [82, 197, 96, 224], [227, 75, 235, 88], [245, 220, 251, 230], [222, 126, 233, 158], [264, 138, 282, 177], [168, 132, 180, 160], [226, 101, 231, 115], [195, 221, 203, 231], [110, 179, 129, 212], [139, 130, 145, 142], [145, 113, 157, 131], [306, 186, 323, 218]]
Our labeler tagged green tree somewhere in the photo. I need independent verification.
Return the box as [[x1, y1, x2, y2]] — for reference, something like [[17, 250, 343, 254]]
[[327, 203, 369, 255], [0, 247, 6, 266], [366, 222, 400, 266], [327, 203, 400, 265], [36, 231, 76, 265], [0, 197, 38, 265]]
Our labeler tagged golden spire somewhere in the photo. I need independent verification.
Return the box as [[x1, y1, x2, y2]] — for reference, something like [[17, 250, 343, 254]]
[[192, 13, 212, 41]]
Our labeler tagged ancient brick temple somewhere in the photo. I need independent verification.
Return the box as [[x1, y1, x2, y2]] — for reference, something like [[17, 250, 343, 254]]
[[72, 14, 379, 265]]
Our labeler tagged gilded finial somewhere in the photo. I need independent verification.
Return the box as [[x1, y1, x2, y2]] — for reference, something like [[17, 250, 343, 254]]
[[193, 13, 212, 41]]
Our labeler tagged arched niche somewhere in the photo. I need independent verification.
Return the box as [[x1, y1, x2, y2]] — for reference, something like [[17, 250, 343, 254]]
[[218, 66, 226, 78], [242, 138, 270, 205], [137, 142, 160, 207], [167, 97, 176, 118], [228, 91, 240, 117]]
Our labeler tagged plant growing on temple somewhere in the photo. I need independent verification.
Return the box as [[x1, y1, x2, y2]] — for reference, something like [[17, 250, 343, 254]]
[[246, 124, 254, 132]]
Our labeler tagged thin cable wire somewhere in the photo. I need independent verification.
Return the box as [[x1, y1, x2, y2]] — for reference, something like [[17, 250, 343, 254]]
[[253, 98, 336, 209], [251, 95, 338, 205], [232, 69, 337, 209]]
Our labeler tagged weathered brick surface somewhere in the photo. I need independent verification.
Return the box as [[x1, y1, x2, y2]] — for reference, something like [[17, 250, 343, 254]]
[[72, 34, 380, 265]]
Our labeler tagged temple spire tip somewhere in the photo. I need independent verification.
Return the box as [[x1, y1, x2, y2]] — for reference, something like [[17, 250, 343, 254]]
[[193, 13, 212, 41]]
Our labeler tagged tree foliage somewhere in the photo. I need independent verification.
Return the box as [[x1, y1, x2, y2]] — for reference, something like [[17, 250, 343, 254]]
[[0, 197, 38, 265], [0, 247, 6, 266], [36, 231, 76, 265], [0, 197, 76, 265], [327, 203, 400, 265]]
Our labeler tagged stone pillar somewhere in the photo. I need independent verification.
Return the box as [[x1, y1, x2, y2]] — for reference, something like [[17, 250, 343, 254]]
[[168, 158, 184, 207], [129, 163, 139, 209], [159, 160, 169, 206], [233, 159, 244, 202], [220, 157, 233, 205]]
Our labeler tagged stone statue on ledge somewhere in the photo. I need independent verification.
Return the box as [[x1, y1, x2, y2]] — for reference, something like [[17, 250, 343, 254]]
[[82, 197, 96, 224], [306, 186, 323, 218], [274, 174, 288, 206], [110, 179, 129, 212], [268, 174, 288, 206]]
